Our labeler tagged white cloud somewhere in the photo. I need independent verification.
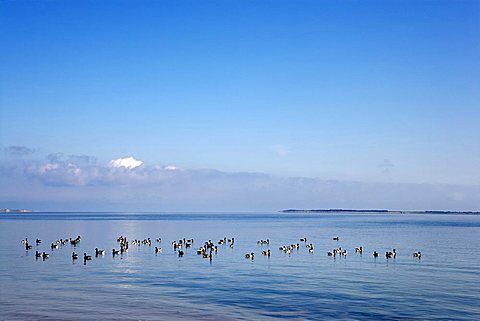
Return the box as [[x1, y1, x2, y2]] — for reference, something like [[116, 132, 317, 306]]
[[164, 165, 179, 171], [379, 159, 394, 168], [379, 159, 394, 174], [39, 163, 59, 174], [3, 145, 36, 157], [268, 145, 291, 157], [109, 156, 143, 169]]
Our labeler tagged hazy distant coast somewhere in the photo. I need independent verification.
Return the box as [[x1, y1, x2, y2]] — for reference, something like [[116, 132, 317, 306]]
[[0, 208, 32, 213], [280, 209, 480, 214]]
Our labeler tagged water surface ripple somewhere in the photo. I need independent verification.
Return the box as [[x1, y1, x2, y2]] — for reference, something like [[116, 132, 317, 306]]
[[0, 212, 479, 320]]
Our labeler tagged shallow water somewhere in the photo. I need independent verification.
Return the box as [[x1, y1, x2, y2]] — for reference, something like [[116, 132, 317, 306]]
[[0, 212, 479, 320]]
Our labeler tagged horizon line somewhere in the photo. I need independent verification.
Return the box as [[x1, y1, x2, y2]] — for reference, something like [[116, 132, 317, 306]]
[[2, 209, 480, 214]]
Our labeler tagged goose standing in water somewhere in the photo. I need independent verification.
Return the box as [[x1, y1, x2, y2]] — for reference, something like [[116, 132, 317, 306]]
[[95, 248, 105, 256], [307, 244, 314, 253], [35, 251, 42, 259], [373, 251, 379, 258], [413, 251, 422, 258], [70, 236, 81, 246], [202, 250, 213, 260], [386, 249, 396, 259], [42, 252, 49, 260], [245, 252, 254, 260], [83, 253, 92, 261], [178, 250, 184, 257], [72, 252, 78, 260], [258, 239, 269, 245]]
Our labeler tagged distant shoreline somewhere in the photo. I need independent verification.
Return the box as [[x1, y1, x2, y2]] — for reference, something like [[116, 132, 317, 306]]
[[280, 209, 480, 214], [1, 209, 478, 215], [0, 208, 32, 213]]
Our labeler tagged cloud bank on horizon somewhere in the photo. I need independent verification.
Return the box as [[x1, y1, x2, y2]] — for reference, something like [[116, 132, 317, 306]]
[[1, 146, 479, 212]]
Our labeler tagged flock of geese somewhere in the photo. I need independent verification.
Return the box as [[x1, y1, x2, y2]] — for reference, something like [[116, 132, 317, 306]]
[[20, 235, 422, 264]]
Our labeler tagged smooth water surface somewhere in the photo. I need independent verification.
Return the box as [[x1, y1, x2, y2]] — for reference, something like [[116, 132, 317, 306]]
[[0, 212, 479, 320]]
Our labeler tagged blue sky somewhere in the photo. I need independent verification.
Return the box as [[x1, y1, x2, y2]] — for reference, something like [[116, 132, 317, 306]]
[[1, 0, 479, 211]]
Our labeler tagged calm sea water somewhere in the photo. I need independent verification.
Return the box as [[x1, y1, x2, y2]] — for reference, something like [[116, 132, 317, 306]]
[[0, 212, 479, 320]]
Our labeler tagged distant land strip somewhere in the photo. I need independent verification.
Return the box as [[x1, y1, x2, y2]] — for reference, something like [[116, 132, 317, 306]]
[[280, 209, 480, 214], [0, 208, 32, 213]]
